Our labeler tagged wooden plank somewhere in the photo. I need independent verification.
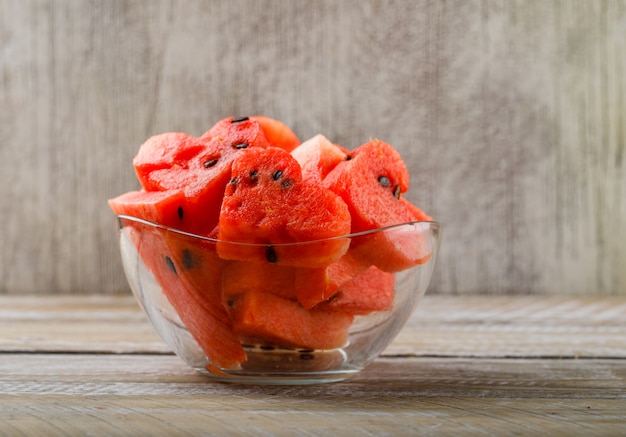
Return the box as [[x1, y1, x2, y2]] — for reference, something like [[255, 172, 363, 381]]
[[0, 354, 624, 436], [1, 1, 625, 297], [2, 295, 625, 359]]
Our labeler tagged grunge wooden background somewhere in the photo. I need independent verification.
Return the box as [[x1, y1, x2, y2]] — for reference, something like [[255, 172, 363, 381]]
[[1, 0, 624, 295]]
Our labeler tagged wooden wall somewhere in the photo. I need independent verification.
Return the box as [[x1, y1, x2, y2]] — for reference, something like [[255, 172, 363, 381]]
[[1, 0, 624, 295]]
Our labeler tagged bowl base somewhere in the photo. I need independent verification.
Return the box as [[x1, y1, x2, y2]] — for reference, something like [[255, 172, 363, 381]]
[[196, 345, 362, 385]]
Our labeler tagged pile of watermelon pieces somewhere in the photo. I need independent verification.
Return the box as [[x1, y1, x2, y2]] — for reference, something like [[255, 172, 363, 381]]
[[109, 115, 434, 370]]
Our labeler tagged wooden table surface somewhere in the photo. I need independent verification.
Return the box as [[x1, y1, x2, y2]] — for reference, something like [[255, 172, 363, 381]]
[[1, 294, 625, 436]]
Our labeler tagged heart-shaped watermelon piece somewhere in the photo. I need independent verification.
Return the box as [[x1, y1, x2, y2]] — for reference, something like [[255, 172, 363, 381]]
[[217, 147, 351, 267], [324, 139, 432, 272]]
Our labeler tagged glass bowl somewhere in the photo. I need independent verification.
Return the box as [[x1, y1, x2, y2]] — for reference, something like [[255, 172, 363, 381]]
[[117, 215, 441, 384]]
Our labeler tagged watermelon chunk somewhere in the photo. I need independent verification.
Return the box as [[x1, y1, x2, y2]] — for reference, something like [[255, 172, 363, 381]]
[[127, 223, 246, 369], [221, 260, 328, 305], [108, 190, 187, 228], [251, 115, 301, 152], [293, 250, 369, 310], [324, 139, 432, 272], [291, 134, 349, 184], [133, 132, 207, 191], [200, 116, 270, 149], [320, 265, 396, 315], [230, 290, 353, 350], [217, 147, 351, 267]]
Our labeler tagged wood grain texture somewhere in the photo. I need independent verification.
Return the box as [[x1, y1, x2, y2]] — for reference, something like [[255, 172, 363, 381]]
[[1, 1, 625, 295], [1, 295, 625, 436], [1, 356, 624, 436], [2, 295, 625, 358]]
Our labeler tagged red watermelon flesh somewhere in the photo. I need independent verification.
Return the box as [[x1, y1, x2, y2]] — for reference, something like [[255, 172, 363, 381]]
[[250, 115, 301, 152], [291, 134, 349, 184], [221, 260, 327, 304], [217, 147, 351, 267], [320, 265, 395, 315], [108, 190, 187, 228], [133, 133, 207, 192], [221, 260, 300, 302], [230, 290, 353, 350], [324, 139, 432, 272], [200, 116, 270, 149], [108, 189, 217, 241], [294, 250, 369, 310], [126, 222, 246, 369]]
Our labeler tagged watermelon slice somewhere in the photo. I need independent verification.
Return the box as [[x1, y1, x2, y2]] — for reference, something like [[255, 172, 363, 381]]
[[200, 116, 270, 148], [291, 134, 349, 184], [108, 190, 187, 228], [229, 289, 354, 350], [292, 250, 366, 309], [221, 260, 328, 304], [251, 115, 301, 152], [126, 222, 246, 369], [324, 139, 432, 272], [133, 132, 207, 191], [217, 147, 351, 267], [320, 265, 396, 315]]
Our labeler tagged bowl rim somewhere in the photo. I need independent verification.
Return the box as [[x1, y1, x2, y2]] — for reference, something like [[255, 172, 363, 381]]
[[116, 214, 442, 248]]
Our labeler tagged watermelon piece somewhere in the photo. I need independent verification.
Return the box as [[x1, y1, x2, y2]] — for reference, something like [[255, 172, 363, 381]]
[[291, 134, 350, 184], [200, 116, 270, 149], [229, 290, 354, 350], [221, 260, 327, 304], [108, 190, 187, 228], [251, 115, 301, 152], [324, 139, 432, 272], [133, 132, 207, 192], [320, 266, 396, 315], [217, 147, 351, 267], [293, 250, 368, 309], [127, 222, 246, 369]]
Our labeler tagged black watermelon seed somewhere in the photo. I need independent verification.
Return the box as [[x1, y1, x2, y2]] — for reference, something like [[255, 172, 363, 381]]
[[272, 169, 283, 180], [227, 300, 234, 308], [182, 249, 198, 270], [281, 179, 293, 189], [378, 176, 391, 187], [231, 116, 249, 123], [234, 142, 248, 149], [250, 169, 259, 180], [229, 177, 238, 184], [394, 185, 401, 199], [266, 245, 278, 263], [177, 206, 184, 220], [204, 158, 218, 168], [345, 154, 352, 160], [300, 353, 315, 360], [164, 256, 177, 275]]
